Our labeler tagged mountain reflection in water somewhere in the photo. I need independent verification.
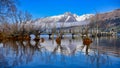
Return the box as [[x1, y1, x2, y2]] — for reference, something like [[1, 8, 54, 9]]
[[0, 36, 120, 68]]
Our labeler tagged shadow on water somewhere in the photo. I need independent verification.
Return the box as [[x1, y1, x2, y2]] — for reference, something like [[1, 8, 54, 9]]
[[0, 36, 120, 68]]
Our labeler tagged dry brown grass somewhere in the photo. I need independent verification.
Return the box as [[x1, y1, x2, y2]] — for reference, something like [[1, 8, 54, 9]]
[[83, 37, 92, 46], [55, 37, 61, 45]]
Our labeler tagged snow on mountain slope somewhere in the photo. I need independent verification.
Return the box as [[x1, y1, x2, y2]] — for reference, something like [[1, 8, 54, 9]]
[[35, 12, 94, 23], [25, 12, 94, 29], [76, 14, 94, 21]]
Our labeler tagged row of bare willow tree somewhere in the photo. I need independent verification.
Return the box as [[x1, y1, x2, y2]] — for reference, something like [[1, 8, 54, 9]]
[[0, 0, 33, 40]]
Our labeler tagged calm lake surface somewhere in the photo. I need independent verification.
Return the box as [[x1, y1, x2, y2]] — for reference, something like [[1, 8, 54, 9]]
[[0, 35, 120, 68]]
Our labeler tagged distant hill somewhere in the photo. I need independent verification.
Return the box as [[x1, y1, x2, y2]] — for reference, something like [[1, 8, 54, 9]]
[[89, 9, 120, 32]]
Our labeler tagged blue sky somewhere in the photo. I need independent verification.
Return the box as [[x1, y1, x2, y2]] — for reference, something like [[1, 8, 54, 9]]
[[19, 0, 120, 18]]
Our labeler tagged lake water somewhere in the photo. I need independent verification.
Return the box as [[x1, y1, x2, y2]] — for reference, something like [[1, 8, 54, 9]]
[[0, 35, 120, 68]]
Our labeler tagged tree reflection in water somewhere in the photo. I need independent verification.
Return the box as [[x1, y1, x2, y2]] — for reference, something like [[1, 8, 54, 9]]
[[0, 36, 120, 68]]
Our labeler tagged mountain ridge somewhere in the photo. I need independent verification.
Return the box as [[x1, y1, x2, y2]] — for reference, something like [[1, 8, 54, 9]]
[[34, 12, 94, 23]]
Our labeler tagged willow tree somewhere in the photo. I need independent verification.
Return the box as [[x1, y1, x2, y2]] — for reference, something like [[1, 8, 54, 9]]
[[0, 0, 32, 36], [0, 0, 18, 37]]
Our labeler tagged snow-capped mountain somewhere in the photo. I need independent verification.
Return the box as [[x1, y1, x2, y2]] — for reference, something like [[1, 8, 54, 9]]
[[35, 12, 94, 23], [25, 12, 94, 29]]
